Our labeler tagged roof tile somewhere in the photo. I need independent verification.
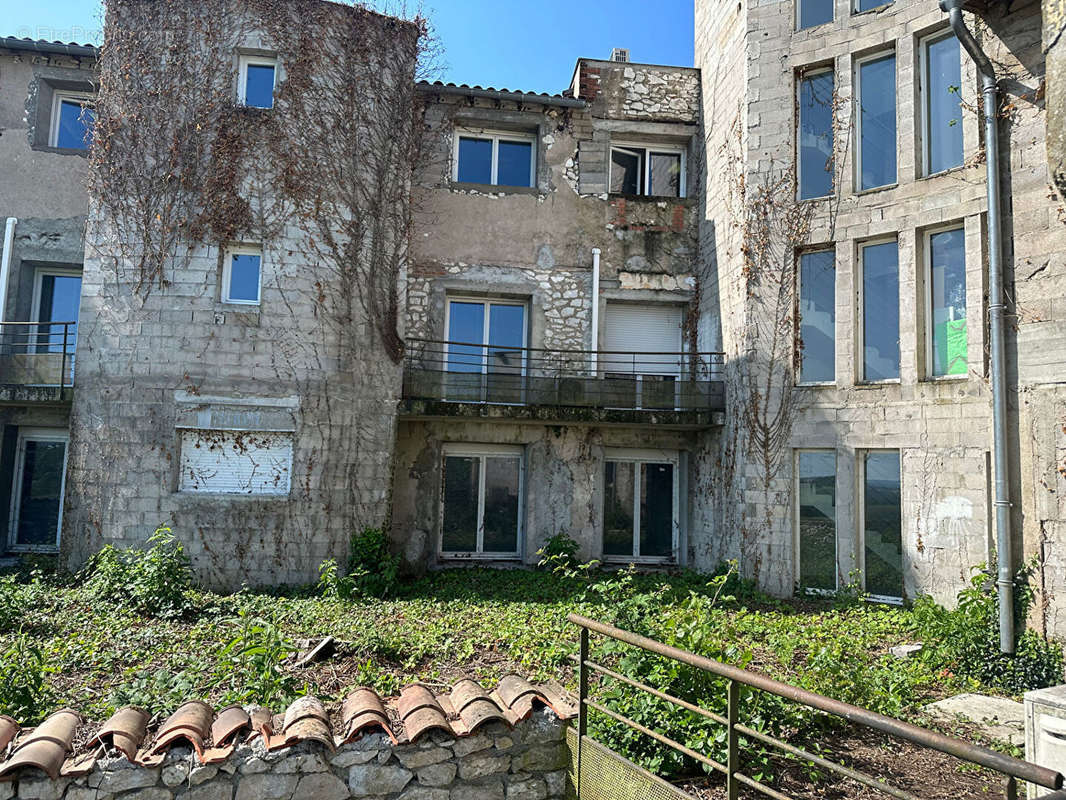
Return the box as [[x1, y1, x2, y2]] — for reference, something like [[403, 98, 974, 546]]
[[87, 706, 149, 762], [0, 709, 80, 780]]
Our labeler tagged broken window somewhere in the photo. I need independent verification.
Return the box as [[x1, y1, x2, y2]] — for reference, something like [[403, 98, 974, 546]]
[[440, 445, 522, 557], [609, 145, 685, 198], [223, 245, 262, 305], [454, 130, 535, 188], [797, 249, 835, 383], [603, 451, 678, 561], [855, 52, 897, 190], [238, 55, 277, 108], [862, 450, 903, 600], [179, 430, 293, 495], [797, 450, 836, 591], [927, 226, 967, 377], [8, 429, 67, 551], [859, 239, 900, 381], [50, 92, 94, 150], [797, 69, 834, 200], [922, 32, 963, 175]]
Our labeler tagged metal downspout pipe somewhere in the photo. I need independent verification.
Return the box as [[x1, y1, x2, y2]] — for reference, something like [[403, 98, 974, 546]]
[[590, 248, 601, 374], [940, 0, 1015, 653]]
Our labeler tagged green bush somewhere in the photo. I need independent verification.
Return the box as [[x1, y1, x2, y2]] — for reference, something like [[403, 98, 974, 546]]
[[212, 610, 299, 707], [0, 634, 54, 722], [347, 527, 401, 599], [84, 526, 194, 617], [0, 575, 18, 632], [537, 532, 580, 570], [913, 559, 1064, 694]]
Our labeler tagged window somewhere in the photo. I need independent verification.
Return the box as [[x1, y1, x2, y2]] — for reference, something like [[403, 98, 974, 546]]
[[179, 430, 292, 495], [32, 269, 81, 356], [7, 429, 68, 552], [50, 91, 94, 150], [798, 69, 835, 199], [797, 250, 835, 383], [445, 298, 527, 403], [609, 144, 685, 198], [926, 226, 967, 377], [603, 450, 679, 562], [798, 0, 833, 30], [453, 130, 535, 188], [440, 444, 523, 557], [855, 53, 897, 191], [238, 55, 277, 108], [855, 0, 892, 11], [796, 450, 836, 592], [859, 240, 899, 381], [603, 303, 684, 409], [922, 32, 964, 175], [222, 245, 262, 305], [862, 451, 903, 600]]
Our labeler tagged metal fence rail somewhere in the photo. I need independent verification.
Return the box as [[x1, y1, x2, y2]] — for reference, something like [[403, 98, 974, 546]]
[[403, 338, 726, 412], [569, 613, 1065, 800], [0, 321, 77, 388]]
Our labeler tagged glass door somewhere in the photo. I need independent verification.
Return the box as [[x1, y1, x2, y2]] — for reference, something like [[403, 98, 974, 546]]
[[8, 429, 68, 551], [445, 299, 526, 403]]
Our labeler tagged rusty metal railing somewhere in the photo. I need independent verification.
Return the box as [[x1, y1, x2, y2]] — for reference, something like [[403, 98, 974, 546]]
[[569, 613, 1065, 800], [0, 321, 77, 388]]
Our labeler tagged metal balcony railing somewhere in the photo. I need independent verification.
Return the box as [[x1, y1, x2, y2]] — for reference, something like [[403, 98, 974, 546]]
[[402, 338, 725, 413], [0, 321, 77, 388]]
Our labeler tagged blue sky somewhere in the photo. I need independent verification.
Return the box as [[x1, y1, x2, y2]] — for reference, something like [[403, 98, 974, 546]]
[[2, 0, 694, 95]]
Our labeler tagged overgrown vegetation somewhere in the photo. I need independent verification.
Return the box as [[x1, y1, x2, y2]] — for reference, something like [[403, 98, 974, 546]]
[[317, 527, 401, 600], [83, 527, 194, 617]]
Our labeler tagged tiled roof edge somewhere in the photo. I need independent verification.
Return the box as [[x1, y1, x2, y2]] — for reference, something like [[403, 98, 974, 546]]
[[0, 37, 98, 58], [416, 80, 587, 109]]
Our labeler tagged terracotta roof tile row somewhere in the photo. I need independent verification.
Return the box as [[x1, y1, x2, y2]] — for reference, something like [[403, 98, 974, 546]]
[[0, 676, 575, 782], [415, 80, 587, 108]]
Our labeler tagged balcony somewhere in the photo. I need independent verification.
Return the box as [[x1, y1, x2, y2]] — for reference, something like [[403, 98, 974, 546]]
[[0, 322, 76, 403], [400, 338, 725, 427]]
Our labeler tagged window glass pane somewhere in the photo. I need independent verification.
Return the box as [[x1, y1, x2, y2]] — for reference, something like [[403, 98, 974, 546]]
[[798, 71, 834, 199], [486, 304, 525, 402], [926, 34, 963, 174], [228, 254, 261, 303], [496, 140, 533, 187], [929, 228, 967, 376], [861, 241, 900, 380], [244, 64, 275, 108], [442, 455, 479, 551], [610, 149, 643, 194], [603, 461, 635, 556], [447, 301, 485, 375], [483, 456, 520, 552], [856, 0, 891, 11], [639, 462, 674, 558], [858, 54, 897, 190], [14, 439, 65, 548], [649, 152, 682, 197], [56, 99, 93, 149], [798, 250, 835, 382], [36, 274, 82, 353], [457, 137, 493, 184], [864, 451, 902, 598], [798, 451, 836, 591], [798, 0, 833, 29]]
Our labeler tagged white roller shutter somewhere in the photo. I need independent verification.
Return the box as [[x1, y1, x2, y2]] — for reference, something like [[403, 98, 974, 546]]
[[179, 430, 293, 495], [604, 304, 683, 375]]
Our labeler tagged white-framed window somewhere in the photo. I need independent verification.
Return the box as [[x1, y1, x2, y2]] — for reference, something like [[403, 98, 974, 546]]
[[452, 129, 536, 188], [795, 449, 836, 593], [924, 225, 967, 378], [49, 91, 94, 150], [222, 244, 262, 305], [797, 68, 835, 200], [238, 54, 277, 109], [602, 448, 679, 563], [920, 31, 964, 176], [859, 450, 903, 603], [797, 249, 835, 384], [31, 268, 82, 356], [444, 297, 527, 403], [179, 430, 293, 495], [797, 0, 833, 29], [7, 428, 68, 552], [609, 143, 686, 198], [854, 51, 897, 191], [857, 238, 900, 382], [440, 443, 524, 558]]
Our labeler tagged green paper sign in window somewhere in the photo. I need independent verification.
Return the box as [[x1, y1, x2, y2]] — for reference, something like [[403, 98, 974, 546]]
[[929, 228, 967, 376]]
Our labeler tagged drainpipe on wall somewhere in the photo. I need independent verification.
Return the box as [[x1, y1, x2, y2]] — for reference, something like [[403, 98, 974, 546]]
[[590, 248, 601, 374], [0, 218, 16, 325], [941, 0, 1015, 654]]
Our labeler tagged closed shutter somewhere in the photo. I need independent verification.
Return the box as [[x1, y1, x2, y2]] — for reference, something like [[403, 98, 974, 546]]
[[604, 304, 683, 375], [179, 430, 293, 495]]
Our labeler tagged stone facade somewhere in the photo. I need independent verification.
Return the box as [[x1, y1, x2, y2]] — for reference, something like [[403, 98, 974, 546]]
[[0, 712, 569, 800]]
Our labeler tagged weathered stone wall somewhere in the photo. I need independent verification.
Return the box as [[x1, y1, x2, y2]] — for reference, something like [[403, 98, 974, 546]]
[[0, 712, 569, 800], [571, 60, 701, 123]]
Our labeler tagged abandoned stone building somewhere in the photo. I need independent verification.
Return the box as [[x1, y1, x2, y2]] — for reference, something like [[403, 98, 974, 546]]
[[2, 0, 1066, 636]]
